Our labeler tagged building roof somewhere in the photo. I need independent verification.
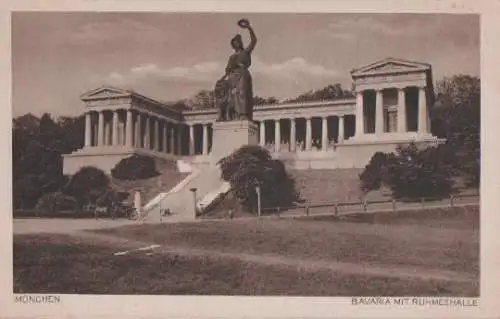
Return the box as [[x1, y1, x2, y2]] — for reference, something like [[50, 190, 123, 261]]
[[351, 57, 431, 78]]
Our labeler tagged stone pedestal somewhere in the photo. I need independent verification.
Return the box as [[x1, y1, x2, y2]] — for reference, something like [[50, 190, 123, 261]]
[[210, 120, 259, 164]]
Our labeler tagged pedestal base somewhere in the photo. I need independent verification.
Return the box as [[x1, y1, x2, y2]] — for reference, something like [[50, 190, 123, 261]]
[[210, 120, 259, 164]]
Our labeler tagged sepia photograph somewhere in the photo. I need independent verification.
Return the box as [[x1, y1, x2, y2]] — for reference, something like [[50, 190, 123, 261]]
[[9, 9, 482, 305]]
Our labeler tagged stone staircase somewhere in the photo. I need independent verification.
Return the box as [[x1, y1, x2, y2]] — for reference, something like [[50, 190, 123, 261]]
[[141, 163, 227, 223]]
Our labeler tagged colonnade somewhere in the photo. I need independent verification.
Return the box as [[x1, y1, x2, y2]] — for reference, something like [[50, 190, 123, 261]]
[[257, 115, 355, 152], [85, 109, 183, 155], [83, 86, 429, 157], [355, 86, 428, 137]]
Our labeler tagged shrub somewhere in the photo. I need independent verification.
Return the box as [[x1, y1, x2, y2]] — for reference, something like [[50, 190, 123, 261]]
[[218, 145, 299, 213], [35, 192, 78, 213], [359, 152, 391, 193], [95, 189, 128, 208], [359, 144, 454, 201], [111, 154, 159, 180], [64, 166, 109, 206]]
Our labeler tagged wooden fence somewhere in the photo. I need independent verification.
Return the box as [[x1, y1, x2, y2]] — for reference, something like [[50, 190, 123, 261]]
[[261, 192, 480, 218]]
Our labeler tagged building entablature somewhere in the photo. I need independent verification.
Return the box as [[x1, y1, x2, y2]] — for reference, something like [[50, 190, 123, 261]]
[[254, 100, 355, 121], [81, 86, 183, 123], [182, 99, 356, 125], [351, 57, 434, 94]]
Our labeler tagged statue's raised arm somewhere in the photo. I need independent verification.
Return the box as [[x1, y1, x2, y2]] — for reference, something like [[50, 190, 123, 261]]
[[238, 19, 257, 53]]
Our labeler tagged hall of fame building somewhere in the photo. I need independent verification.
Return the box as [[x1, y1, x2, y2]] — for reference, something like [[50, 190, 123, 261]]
[[63, 57, 442, 175]]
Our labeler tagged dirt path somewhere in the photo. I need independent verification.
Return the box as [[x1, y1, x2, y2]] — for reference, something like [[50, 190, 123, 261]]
[[74, 230, 478, 284]]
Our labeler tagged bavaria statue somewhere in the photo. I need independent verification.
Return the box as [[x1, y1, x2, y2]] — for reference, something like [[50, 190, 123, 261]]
[[215, 18, 257, 122]]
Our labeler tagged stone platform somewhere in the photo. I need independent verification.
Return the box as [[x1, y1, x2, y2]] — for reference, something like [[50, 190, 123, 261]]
[[210, 120, 259, 164]]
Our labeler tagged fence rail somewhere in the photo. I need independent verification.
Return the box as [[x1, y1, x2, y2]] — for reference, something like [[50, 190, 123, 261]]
[[261, 192, 479, 218]]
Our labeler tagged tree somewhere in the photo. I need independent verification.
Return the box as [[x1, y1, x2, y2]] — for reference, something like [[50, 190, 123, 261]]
[[57, 115, 85, 153], [111, 154, 159, 180], [359, 152, 390, 193], [253, 96, 279, 105], [36, 192, 78, 213], [218, 145, 299, 213], [64, 166, 109, 206], [359, 143, 454, 200], [12, 112, 87, 209], [432, 75, 480, 186], [385, 144, 453, 200], [285, 83, 354, 103], [186, 90, 215, 109]]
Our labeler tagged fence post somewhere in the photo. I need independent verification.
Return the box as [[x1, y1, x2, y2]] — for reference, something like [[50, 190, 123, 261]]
[[256, 186, 261, 218], [450, 195, 454, 207], [334, 204, 338, 217], [363, 199, 367, 212], [421, 197, 425, 209], [306, 205, 310, 216], [392, 199, 396, 212], [277, 207, 281, 218]]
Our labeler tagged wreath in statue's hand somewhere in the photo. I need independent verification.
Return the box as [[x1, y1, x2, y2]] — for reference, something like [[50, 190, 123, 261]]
[[237, 19, 250, 28]]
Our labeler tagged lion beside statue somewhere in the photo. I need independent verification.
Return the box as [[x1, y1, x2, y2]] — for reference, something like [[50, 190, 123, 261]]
[[215, 79, 234, 122]]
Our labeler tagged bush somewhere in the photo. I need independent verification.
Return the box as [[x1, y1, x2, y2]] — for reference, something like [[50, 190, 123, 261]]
[[64, 166, 109, 206], [218, 145, 299, 213], [35, 192, 78, 213], [385, 148, 453, 200], [95, 189, 128, 208], [359, 144, 454, 201], [359, 152, 390, 193], [111, 154, 159, 180]]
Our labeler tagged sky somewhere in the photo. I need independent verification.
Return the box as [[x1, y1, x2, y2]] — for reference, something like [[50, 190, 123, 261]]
[[11, 12, 479, 117]]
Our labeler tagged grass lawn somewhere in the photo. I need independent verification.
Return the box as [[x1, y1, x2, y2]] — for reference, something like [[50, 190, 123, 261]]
[[14, 233, 476, 296], [13, 206, 479, 296], [95, 206, 479, 275]]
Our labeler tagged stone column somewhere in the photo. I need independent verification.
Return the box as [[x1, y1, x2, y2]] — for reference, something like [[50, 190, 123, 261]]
[[259, 121, 266, 146], [144, 116, 151, 149], [355, 91, 364, 137], [189, 124, 195, 155], [126, 110, 133, 147], [375, 89, 384, 135], [202, 124, 209, 155], [135, 113, 142, 148], [170, 124, 175, 154], [290, 118, 296, 152], [98, 111, 105, 146], [418, 86, 428, 134], [274, 119, 281, 152], [176, 124, 183, 155], [162, 122, 167, 153], [305, 117, 312, 151], [322, 117, 328, 151], [84, 112, 92, 147], [397, 88, 407, 133], [106, 115, 112, 146], [338, 115, 345, 143], [112, 111, 119, 146], [154, 118, 161, 151]]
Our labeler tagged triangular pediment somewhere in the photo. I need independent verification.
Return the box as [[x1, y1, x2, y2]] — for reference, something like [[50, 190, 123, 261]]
[[80, 86, 132, 101], [351, 58, 430, 77]]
